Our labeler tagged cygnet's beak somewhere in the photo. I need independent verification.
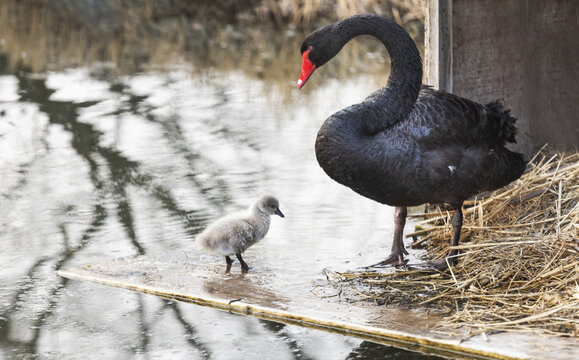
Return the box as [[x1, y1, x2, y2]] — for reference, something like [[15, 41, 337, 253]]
[[275, 209, 285, 218]]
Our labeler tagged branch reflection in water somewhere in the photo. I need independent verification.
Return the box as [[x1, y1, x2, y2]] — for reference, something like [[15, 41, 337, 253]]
[[0, 2, 443, 359]]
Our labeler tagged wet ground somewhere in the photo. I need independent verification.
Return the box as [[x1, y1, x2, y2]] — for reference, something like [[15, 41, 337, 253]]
[[0, 12, 447, 359], [57, 255, 579, 360]]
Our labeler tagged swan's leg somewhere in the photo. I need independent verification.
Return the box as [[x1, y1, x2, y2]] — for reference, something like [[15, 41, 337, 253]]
[[409, 203, 463, 270], [446, 205, 463, 266], [236, 253, 249, 272], [369, 206, 409, 267], [392, 206, 410, 257]]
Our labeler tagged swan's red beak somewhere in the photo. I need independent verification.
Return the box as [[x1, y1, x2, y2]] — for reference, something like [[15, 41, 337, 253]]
[[297, 50, 316, 89]]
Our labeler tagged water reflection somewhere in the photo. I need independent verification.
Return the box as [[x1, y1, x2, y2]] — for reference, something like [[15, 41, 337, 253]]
[[0, 10, 443, 360]]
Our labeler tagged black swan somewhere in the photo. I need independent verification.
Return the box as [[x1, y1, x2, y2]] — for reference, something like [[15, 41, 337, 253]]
[[297, 14, 526, 269]]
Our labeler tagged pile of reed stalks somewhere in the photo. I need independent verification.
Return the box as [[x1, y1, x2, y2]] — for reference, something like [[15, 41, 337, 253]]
[[324, 147, 579, 337]]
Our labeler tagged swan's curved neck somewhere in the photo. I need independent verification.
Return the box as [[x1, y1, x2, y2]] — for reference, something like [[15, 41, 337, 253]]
[[338, 15, 422, 134]]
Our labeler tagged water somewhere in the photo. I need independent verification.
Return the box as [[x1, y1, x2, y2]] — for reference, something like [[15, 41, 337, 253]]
[[0, 15, 443, 360]]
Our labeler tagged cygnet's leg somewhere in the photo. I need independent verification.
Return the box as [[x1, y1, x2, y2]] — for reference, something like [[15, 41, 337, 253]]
[[236, 253, 249, 272], [225, 256, 233, 273], [369, 207, 409, 267]]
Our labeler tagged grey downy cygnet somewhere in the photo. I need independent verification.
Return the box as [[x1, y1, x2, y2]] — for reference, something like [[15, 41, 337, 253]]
[[196, 195, 284, 272]]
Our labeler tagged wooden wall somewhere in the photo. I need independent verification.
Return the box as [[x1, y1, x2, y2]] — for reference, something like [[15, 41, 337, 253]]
[[425, 0, 579, 155]]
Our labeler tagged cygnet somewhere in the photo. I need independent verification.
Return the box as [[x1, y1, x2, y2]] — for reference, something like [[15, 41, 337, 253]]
[[196, 195, 284, 272]]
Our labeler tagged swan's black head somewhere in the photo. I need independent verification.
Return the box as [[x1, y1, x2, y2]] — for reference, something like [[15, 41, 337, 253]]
[[297, 22, 345, 89]]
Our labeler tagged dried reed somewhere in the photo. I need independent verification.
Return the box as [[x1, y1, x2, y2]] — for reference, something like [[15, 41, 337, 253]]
[[324, 147, 579, 337], [1, 0, 424, 73]]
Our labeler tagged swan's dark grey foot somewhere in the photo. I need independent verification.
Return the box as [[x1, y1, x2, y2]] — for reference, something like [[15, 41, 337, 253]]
[[369, 206, 410, 268], [407, 205, 463, 271], [407, 256, 458, 271], [368, 253, 408, 268]]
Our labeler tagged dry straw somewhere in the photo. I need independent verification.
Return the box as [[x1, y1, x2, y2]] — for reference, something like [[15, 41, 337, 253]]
[[324, 147, 579, 337]]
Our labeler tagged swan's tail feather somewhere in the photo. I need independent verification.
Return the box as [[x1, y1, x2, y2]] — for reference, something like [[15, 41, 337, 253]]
[[482, 148, 527, 190], [485, 101, 518, 145]]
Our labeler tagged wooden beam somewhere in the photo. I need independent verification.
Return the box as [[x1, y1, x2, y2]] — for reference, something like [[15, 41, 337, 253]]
[[425, 0, 452, 91]]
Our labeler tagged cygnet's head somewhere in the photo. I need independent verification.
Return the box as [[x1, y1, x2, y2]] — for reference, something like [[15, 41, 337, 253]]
[[256, 195, 284, 218]]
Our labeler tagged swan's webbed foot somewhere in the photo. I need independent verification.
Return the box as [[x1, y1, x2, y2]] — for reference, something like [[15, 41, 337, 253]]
[[408, 204, 464, 271], [407, 255, 458, 271], [369, 207, 410, 268], [368, 252, 409, 268]]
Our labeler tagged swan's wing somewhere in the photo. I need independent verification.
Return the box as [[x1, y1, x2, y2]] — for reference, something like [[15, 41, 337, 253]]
[[407, 87, 510, 147]]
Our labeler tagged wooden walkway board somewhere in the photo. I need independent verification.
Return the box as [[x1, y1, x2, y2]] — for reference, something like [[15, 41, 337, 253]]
[[58, 256, 578, 360]]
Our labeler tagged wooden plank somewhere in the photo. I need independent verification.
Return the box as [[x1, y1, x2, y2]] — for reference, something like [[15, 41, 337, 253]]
[[58, 257, 579, 360]]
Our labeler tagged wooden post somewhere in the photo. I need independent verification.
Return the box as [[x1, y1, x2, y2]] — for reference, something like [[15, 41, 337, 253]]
[[425, 0, 452, 92]]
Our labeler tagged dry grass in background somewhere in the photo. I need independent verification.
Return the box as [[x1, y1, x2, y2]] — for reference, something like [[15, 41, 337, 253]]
[[0, 0, 424, 74]]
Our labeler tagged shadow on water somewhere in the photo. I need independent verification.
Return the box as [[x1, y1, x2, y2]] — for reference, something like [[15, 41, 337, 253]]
[[347, 342, 446, 360], [0, 2, 443, 359]]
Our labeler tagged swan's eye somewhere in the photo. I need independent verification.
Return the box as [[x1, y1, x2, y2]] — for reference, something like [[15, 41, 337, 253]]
[[307, 46, 313, 52]]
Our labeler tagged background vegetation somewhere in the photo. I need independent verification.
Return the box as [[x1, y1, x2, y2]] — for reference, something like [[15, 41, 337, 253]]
[[0, 0, 424, 76]]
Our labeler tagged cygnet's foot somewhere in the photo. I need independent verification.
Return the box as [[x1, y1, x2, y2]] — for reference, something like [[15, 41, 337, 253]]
[[236, 253, 250, 273], [367, 253, 408, 268], [225, 264, 250, 274], [225, 255, 250, 273]]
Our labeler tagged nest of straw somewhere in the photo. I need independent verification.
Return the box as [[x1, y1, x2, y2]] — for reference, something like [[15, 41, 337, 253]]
[[324, 148, 579, 337]]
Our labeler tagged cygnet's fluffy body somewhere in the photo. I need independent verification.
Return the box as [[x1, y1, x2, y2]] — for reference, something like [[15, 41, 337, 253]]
[[196, 195, 284, 271]]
